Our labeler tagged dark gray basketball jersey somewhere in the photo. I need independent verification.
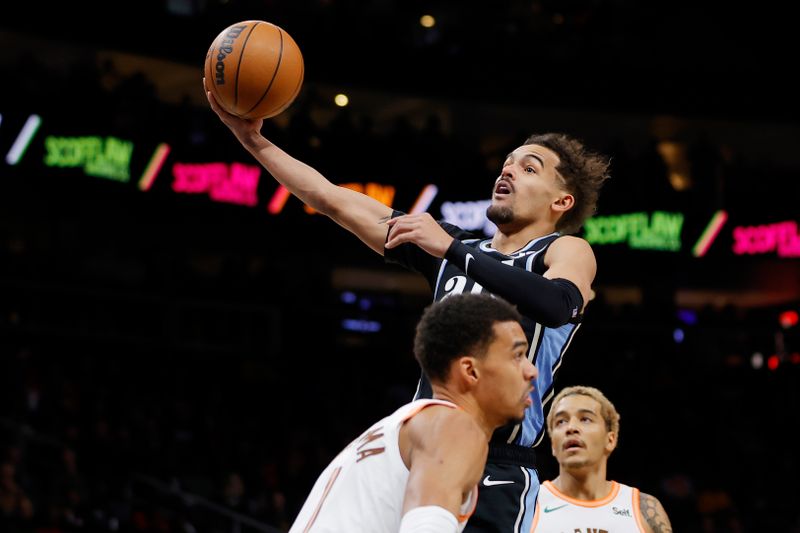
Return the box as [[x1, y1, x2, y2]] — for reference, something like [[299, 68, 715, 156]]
[[385, 217, 581, 448]]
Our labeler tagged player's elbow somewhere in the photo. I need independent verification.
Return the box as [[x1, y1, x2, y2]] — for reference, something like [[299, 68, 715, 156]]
[[522, 278, 584, 328], [535, 311, 572, 329], [325, 187, 380, 228], [301, 184, 341, 218]]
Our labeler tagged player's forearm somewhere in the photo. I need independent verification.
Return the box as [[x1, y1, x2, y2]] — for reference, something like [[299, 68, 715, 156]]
[[445, 241, 584, 327], [239, 131, 338, 214]]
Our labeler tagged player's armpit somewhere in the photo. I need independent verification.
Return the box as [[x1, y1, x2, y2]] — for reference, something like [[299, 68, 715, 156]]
[[639, 492, 673, 533]]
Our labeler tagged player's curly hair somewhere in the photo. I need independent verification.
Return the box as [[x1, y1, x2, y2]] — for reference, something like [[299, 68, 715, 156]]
[[524, 133, 611, 235], [414, 293, 522, 382]]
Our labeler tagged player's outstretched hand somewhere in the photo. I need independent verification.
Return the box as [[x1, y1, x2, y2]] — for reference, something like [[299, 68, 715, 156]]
[[203, 77, 263, 138]]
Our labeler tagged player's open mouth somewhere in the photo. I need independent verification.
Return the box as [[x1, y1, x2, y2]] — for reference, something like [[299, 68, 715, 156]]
[[522, 387, 534, 405], [563, 439, 584, 451], [494, 179, 513, 196]]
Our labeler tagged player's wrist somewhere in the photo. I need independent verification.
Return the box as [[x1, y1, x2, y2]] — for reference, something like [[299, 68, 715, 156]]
[[444, 239, 466, 262], [240, 129, 267, 148], [399, 506, 458, 533]]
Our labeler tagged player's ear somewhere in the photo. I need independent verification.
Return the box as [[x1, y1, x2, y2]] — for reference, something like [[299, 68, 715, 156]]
[[457, 356, 479, 386], [552, 193, 574, 213], [605, 431, 617, 454]]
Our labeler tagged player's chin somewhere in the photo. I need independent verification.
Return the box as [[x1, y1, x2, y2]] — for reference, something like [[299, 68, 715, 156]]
[[507, 411, 526, 425], [561, 458, 589, 470], [486, 204, 514, 226]]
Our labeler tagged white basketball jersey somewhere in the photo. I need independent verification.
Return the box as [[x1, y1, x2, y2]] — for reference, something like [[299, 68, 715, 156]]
[[530, 480, 646, 532], [289, 399, 479, 533]]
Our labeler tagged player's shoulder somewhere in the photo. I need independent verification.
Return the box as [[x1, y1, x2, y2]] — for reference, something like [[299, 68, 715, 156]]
[[405, 405, 486, 452], [637, 490, 673, 533], [551, 233, 591, 247], [547, 234, 595, 257], [638, 489, 667, 510]]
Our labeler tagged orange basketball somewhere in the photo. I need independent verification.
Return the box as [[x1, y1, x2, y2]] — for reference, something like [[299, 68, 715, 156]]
[[204, 20, 304, 120]]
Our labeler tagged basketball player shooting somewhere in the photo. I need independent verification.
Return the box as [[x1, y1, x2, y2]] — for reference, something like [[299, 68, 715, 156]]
[[205, 79, 611, 532]]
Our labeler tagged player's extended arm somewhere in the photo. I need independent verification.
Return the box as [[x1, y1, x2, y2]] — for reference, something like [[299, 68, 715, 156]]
[[639, 492, 673, 533], [442, 236, 594, 327], [384, 215, 594, 326], [399, 409, 487, 532], [205, 83, 393, 254]]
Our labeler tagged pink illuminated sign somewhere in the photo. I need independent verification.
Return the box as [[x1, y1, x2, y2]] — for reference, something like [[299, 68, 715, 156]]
[[732, 220, 800, 257], [172, 162, 260, 207]]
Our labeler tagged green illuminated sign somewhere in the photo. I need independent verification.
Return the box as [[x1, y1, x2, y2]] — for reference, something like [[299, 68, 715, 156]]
[[584, 211, 684, 251], [44, 136, 134, 182]]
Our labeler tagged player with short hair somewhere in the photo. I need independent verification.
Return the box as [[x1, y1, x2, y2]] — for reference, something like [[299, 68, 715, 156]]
[[531, 385, 673, 533], [289, 293, 537, 532]]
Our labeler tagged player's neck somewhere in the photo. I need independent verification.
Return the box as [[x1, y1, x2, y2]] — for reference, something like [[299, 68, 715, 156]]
[[431, 389, 494, 440], [552, 469, 612, 501], [490, 221, 557, 255]]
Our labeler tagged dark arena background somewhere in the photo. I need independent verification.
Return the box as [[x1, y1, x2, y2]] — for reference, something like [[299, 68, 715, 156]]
[[1, 1, 798, 531]]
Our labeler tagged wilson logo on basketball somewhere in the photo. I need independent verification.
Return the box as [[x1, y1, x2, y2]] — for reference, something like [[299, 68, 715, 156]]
[[214, 24, 247, 85], [204, 20, 304, 119]]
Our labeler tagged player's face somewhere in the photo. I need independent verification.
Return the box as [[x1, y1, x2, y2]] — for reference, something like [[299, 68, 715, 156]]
[[487, 144, 568, 228], [478, 321, 536, 425], [549, 395, 615, 471]]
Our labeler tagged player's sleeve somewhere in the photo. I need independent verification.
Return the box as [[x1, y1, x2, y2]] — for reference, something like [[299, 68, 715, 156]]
[[383, 210, 475, 287], [444, 240, 583, 328], [398, 506, 458, 533]]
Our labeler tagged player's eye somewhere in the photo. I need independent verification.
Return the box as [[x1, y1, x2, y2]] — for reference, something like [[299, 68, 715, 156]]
[[524, 166, 535, 173]]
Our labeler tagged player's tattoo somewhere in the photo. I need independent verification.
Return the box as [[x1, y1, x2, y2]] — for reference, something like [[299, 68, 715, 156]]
[[378, 215, 391, 224], [640, 493, 673, 533]]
